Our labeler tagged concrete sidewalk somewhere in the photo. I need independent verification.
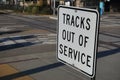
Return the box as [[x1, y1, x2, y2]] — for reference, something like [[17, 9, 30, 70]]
[[0, 51, 86, 80]]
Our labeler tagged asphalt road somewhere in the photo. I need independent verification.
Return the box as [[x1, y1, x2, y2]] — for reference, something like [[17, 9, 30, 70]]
[[0, 13, 56, 58], [0, 13, 120, 80]]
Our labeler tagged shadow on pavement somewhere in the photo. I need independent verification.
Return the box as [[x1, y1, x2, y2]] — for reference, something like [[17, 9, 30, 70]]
[[0, 48, 120, 79], [0, 12, 8, 14], [0, 62, 64, 80], [97, 48, 120, 58], [0, 30, 22, 35], [0, 42, 34, 51]]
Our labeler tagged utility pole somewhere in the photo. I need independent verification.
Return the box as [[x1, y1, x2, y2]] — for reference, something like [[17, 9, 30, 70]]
[[53, 0, 56, 15], [23, 0, 25, 13]]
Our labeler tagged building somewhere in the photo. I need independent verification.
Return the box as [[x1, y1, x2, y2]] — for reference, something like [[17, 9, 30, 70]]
[[0, 0, 119, 12]]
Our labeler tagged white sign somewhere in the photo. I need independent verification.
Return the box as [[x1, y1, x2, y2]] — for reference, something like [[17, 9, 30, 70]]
[[57, 6, 99, 77]]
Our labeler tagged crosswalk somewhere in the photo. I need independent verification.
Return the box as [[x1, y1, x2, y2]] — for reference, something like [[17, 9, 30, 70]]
[[100, 14, 120, 27], [0, 34, 56, 50]]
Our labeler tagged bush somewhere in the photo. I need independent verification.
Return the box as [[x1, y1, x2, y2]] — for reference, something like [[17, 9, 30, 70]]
[[14, 5, 52, 15], [25, 6, 32, 13], [32, 6, 39, 14], [39, 6, 52, 15], [15, 6, 23, 12], [24, 5, 40, 14]]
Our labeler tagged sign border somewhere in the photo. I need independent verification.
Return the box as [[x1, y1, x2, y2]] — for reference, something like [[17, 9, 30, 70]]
[[57, 5, 100, 78]]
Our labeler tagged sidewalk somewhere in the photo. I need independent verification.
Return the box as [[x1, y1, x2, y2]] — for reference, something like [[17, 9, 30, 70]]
[[0, 51, 86, 80], [0, 64, 33, 80], [0, 47, 120, 80]]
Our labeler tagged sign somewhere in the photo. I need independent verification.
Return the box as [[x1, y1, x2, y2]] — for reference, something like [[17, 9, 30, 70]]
[[57, 6, 99, 77]]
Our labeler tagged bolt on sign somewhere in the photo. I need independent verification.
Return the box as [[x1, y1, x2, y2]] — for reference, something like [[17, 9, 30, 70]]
[[57, 6, 99, 78]]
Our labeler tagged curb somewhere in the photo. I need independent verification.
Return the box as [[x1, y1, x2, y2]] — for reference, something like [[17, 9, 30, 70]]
[[49, 16, 57, 20]]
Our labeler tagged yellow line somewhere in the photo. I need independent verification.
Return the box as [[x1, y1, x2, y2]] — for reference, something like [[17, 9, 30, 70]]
[[0, 64, 33, 80]]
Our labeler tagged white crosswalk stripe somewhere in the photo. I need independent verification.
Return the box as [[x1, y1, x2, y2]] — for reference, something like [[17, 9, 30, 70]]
[[3, 40, 15, 45], [0, 34, 56, 47], [15, 39, 27, 43]]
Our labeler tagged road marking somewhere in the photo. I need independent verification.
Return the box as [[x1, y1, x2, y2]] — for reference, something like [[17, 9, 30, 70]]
[[15, 39, 27, 43], [0, 64, 33, 80], [0, 34, 56, 47], [3, 40, 15, 45]]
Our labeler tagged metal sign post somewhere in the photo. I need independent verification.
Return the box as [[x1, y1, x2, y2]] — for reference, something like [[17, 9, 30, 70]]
[[91, 76, 95, 80]]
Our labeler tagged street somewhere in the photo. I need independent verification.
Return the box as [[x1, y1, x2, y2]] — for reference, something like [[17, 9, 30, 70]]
[[0, 12, 120, 80]]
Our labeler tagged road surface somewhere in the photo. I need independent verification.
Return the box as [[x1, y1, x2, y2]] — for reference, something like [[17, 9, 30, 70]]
[[0, 13, 120, 80]]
